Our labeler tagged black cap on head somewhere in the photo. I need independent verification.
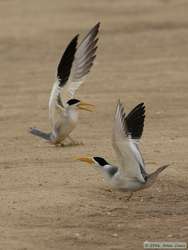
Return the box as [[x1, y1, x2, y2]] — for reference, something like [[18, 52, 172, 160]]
[[93, 157, 108, 166], [67, 99, 80, 106]]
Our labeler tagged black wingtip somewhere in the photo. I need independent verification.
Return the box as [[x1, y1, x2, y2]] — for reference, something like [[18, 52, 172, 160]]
[[57, 34, 79, 87], [117, 102, 145, 140], [85, 22, 100, 40], [93, 22, 100, 35], [92, 22, 100, 30], [125, 102, 146, 139], [95, 22, 100, 29]]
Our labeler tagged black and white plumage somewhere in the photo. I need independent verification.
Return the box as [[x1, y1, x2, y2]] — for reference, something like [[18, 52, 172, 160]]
[[31, 23, 100, 145], [77, 101, 169, 199], [112, 101, 147, 184]]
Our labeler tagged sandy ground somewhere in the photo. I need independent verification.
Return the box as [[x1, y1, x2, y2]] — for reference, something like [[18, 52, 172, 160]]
[[0, 0, 188, 249]]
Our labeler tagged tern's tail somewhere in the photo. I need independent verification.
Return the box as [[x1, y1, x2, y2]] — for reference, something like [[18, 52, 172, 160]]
[[154, 164, 170, 175], [30, 127, 51, 141], [149, 164, 170, 180], [143, 164, 170, 189]]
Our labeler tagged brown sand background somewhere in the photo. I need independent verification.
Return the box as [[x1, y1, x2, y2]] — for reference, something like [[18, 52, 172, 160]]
[[0, 0, 188, 249]]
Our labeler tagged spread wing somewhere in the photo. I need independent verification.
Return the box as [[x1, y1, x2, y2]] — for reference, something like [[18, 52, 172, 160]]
[[112, 101, 147, 182], [49, 23, 100, 122], [62, 22, 100, 102], [49, 35, 78, 123]]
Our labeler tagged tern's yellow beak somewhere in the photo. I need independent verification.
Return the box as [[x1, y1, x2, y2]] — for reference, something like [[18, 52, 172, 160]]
[[78, 101, 95, 112], [75, 156, 94, 165]]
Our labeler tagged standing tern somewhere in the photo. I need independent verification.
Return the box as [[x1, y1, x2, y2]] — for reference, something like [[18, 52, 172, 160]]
[[30, 23, 100, 146], [77, 101, 169, 200]]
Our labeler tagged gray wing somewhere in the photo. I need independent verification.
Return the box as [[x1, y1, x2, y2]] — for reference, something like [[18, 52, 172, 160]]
[[61, 22, 100, 103], [49, 23, 100, 122], [49, 35, 78, 123], [112, 100, 147, 182]]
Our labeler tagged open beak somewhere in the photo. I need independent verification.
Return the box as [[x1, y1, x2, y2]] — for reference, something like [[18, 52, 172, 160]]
[[75, 156, 93, 165], [78, 101, 95, 112]]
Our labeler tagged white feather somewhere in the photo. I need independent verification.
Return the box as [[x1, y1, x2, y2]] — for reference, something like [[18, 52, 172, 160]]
[[112, 101, 146, 183], [48, 23, 99, 128]]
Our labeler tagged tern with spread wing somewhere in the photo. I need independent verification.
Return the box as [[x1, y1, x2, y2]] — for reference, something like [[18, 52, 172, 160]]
[[30, 23, 100, 146], [77, 101, 169, 200]]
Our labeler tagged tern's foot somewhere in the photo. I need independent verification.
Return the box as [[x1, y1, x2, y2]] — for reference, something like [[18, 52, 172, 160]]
[[59, 141, 84, 147], [67, 136, 84, 146], [68, 141, 84, 146]]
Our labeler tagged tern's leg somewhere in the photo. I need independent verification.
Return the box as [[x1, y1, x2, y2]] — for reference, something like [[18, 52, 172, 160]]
[[58, 136, 83, 147], [59, 142, 78, 148], [127, 192, 134, 201]]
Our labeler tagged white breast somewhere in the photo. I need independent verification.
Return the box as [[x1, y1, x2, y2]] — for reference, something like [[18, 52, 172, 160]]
[[108, 171, 144, 191], [52, 107, 79, 143]]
